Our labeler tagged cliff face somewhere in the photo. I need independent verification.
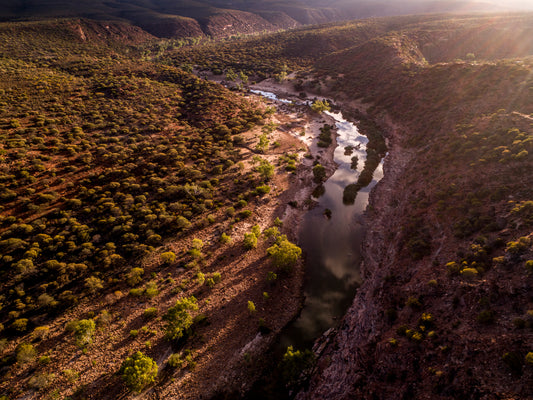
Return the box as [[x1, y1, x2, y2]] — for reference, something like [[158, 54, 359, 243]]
[[300, 107, 533, 400], [297, 114, 416, 400], [299, 15, 533, 399]]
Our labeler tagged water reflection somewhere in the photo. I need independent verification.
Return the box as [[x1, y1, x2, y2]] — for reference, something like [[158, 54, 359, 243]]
[[282, 107, 384, 350], [250, 90, 385, 350]]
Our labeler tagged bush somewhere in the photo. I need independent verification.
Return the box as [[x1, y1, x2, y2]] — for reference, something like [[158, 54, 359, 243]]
[[127, 267, 144, 286], [164, 296, 198, 340], [280, 346, 315, 386], [161, 251, 176, 264], [11, 318, 29, 332], [460, 267, 479, 279], [28, 373, 55, 390], [85, 276, 103, 294], [120, 351, 158, 392], [167, 353, 184, 368], [220, 232, 232, 244], [17, 343, 37, 364], [311, 100, 331, 113], [267, 236, 302, 272], [243, 232, 258, 250], [525, 260, 533, 274], [247, 301, 256, 314], [69, 319, 96, 348], [312, 164, 326, 183], [143, 307, 158, 319]]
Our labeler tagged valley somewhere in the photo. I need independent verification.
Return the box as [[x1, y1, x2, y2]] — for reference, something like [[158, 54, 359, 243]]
[[1, 6, 533, 400]]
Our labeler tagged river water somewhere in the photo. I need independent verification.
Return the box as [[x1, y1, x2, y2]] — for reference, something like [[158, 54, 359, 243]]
[[280, 108, 384, 350], [251, 90, 385, 350]]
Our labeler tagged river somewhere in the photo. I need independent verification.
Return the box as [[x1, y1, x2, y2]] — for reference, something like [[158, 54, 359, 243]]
[[250, 90, 385, 350]]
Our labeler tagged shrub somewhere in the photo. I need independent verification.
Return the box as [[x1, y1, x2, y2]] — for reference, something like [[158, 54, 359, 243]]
[[267, 271, 278, 281], [11, 318, 29, 332], [33, 326, 50, 340], [251, 224, 261, 237], [120, 351, 158, 393], [160, 251, 176, 264], [63, 369, 79, 383], [312, 164, 326, 183], [167, 353, 184, 368], [267, 236, 302, 272], [311, 100, 331, 113], [247, 301, 256, 314], [460, 268, 479, 279], [143, 307, 158, 319], [255, 185, 271, 195], [446, 261, 461, 276], [144, 281, 159, 298], [127, 267, 144, 286], [196, 272, 205, 285], [525, 260, 533, 274], [243, 232, 258, 250], [280, 346, 315, 386], [506, 237, 531, 254], [17, 343, 37, 364], [85, 276, 103, 294], [164, 296, 198, 340], [263, 227, 279, 238], [28, 373, 55, 390], [69, 319, 96, 348], [220, 232, 232, 244], [255, 158, 274, 181], [38, 355, 51, 365], [406, 296, 422, 309]]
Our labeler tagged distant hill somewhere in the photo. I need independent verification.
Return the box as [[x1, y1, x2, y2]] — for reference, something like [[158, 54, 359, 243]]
[[0, 0, 522, 38]]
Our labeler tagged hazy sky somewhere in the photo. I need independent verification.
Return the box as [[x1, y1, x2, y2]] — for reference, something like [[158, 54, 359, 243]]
[[490, 0, 533, 9]]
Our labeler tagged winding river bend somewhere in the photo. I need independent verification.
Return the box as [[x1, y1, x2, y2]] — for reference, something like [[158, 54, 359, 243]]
[[251, 90, 386, 350]]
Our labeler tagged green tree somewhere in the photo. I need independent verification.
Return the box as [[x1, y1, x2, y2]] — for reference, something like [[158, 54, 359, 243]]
[[239, 71, 248, 84], [311, 99, 331, 113], [255, 158, 274, 181], [312, 164, 326, 183], [267, 236, 302, 272], [161, 251, 176, 264], [16, 343, 37, 364], [120, 351, 158, 393], [280, 345, 315, 385], [127, 267, 144, 286], [85, 276, 103, 294], [243, 232, 258, 250], [255, 133, 270, 153], [225, 68, 237, 81], [69, 319, 96, 348], [164, 296, 198, 340]]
